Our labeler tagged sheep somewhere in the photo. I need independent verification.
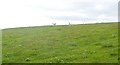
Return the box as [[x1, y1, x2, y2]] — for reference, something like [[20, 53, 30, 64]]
[[52, 23, 56, 26]]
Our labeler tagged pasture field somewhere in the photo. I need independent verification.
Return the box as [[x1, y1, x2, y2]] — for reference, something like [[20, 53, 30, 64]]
[[2, 22, 119, 63], [0, 30, 2, 64]]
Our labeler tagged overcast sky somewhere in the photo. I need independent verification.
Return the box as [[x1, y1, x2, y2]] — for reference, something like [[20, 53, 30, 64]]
[[0, 0, 119, 29]]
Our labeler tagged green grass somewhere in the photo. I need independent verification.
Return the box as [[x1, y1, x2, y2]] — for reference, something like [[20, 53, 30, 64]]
[[2, 22, 118, 63], [0, 30, 2, 64]]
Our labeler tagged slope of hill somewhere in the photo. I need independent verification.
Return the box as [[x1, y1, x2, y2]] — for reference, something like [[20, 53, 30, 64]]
[[2, 22, 118, 63], [0, 30, 2, 64]]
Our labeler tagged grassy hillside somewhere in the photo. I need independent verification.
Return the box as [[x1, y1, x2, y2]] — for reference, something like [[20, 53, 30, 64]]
[[0, 30, 2, 64], [2, 22, 118, 63]]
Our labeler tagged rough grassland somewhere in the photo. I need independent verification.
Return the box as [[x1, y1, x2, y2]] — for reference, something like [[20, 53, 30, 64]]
[[0, 30, 2, 64], [2, 22, 118, 63]]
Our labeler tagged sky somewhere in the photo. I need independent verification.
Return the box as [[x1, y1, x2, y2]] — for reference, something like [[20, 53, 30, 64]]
[[0, 0, 119, 29]]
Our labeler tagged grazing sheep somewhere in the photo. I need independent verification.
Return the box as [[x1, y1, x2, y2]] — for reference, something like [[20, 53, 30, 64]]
[[52, 23, 56, 26]]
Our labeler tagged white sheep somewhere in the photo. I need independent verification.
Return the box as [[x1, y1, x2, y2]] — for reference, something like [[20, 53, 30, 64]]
[[52, 23, 56, 26]]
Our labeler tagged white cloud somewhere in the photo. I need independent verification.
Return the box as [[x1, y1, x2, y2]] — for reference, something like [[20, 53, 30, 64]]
[[95, 4, 105, 11], [0, 0, 119, 29]]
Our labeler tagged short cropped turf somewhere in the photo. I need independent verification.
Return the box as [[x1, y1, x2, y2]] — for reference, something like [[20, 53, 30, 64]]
[[2, 22, 118, 63]]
